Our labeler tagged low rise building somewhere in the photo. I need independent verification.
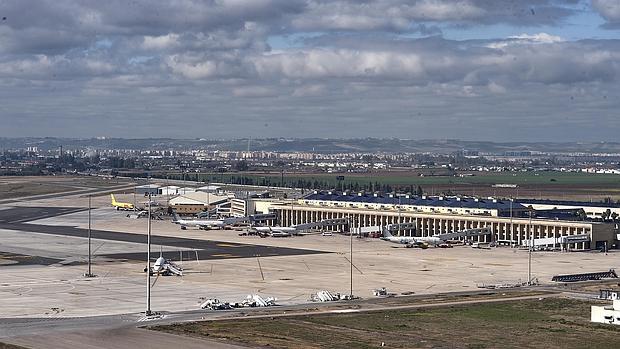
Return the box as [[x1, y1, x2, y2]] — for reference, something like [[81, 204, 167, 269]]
[[168, 192, 229, 215], [592, 300, 620, 325], [250, 192, 616, 251]]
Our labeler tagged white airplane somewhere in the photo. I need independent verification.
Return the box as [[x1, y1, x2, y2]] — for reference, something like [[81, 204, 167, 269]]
[[381, 227, 491, 249], [172, 212, 240, 230], [381, 230, 440, 249], [150, 251, 183, 276], [249, 218, 349, 237], [251, 226, 297, 237]]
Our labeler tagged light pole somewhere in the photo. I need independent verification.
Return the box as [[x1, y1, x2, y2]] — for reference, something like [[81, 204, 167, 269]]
[[350, 216, 353, 298], [84, 195, 96, 278], [146, 193, 152, 316], [528, 210, 533, 286]]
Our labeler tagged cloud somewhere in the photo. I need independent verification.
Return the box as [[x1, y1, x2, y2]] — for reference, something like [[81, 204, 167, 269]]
[[232, 85, 279, 98], [593, 0, 620, 27], [486, 32, 563, 49], [0, 1, 616, 141], [292, 84, 327, 96]]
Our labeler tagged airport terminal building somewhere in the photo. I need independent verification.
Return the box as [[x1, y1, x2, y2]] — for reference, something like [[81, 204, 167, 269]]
[[254, 192, 616, 251]]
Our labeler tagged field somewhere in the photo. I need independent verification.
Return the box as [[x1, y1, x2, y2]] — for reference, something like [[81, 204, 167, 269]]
[[189, 171, 620, 201], [153, 298, 620, 349], [0, 343, 27, 349], [0, 176, 131, 200]]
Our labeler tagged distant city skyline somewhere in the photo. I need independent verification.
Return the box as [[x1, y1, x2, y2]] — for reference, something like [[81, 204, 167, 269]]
[[0, 1, 619, 141]]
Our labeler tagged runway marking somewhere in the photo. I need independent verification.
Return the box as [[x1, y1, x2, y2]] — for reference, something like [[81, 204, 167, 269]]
[[216, 243, 238, 247], [210, 253, 234, 258], [137, 314, 167, 322]]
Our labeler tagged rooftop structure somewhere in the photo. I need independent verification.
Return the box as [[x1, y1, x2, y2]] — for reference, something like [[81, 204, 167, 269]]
[[302, 192, 526, 217]]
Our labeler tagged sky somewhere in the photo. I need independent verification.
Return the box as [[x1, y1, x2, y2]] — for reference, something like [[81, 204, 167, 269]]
[[0, 0, 619, 141]]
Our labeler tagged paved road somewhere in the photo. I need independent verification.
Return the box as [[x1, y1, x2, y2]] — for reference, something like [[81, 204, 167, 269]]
[[0, 220, 327, 262], [0, 289, 564, 349], [5, 327, 245, 349]]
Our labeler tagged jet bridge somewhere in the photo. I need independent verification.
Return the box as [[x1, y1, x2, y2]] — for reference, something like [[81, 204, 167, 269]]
[[521, 234, 590, 248], [385, 223, 417, 233], [435, 227, 492, 241], [295, 218, 349, 231]]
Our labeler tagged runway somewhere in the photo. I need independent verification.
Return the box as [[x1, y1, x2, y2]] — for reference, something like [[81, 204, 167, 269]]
[[0, 206, 328, 264]]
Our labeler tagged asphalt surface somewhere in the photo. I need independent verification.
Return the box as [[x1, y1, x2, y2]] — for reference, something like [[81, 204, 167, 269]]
[[0, 207, 87, 223], [0, 206, 328, 263], [0, 288, 564, 348]]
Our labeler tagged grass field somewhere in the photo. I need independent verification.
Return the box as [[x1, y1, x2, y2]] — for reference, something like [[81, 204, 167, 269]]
[[153, 298, 620, 349], [0, 176, 131, 200], [198, 171, 620, 187], [187, 171, 620, 201], [0, 182, 76, 200], [0, 343, 28, 349]]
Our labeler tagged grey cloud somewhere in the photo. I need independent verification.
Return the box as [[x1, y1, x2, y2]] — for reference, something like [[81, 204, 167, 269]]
[[592, 0, 620, 27], [289, 0, 580, 32], [0, 1, 616, 141], [245, 36, 620, 87]]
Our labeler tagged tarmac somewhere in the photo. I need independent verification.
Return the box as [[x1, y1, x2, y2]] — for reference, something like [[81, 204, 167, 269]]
[[0, 190, 619, 348]]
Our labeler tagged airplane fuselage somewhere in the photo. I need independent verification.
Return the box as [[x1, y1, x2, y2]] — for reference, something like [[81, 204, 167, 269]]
[[382, 235, 442, 247]]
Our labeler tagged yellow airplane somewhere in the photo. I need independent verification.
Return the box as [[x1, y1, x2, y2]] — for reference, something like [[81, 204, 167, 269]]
[[110, 194, 134, 210]]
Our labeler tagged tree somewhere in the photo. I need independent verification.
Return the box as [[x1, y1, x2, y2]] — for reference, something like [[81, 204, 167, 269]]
[[416, 185, 423, 196], [235, 160, 249, 171]]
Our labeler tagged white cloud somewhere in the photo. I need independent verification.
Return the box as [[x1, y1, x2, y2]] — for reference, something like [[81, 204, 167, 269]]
[[487, 32, 563, 49], [142, 34, 180, 50]]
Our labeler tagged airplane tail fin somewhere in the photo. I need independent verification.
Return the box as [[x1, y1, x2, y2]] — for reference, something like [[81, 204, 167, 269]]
[[382, 227, 394, 238], [110, 194, 117, 204]]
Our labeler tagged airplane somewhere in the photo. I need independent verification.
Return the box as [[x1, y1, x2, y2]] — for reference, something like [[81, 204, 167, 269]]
[[381, 229, 440, 249], [172, 211, 243, 230], [151, 254, 183, 276], [381, 227, 491, 249], [249, 218, 349, 237], [110, 194, 135, 211], [250, 226, 297, 237]]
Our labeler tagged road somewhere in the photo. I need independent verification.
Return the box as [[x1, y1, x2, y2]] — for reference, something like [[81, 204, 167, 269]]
[[0, 288, 566, 348]]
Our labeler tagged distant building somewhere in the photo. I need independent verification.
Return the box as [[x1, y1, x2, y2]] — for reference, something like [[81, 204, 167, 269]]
[[158, 185, 180, 196], [517, 199, 620, 220], [197, 185, 222, 193], [135, 184, 160, 196], [592, 300, 620, 325]]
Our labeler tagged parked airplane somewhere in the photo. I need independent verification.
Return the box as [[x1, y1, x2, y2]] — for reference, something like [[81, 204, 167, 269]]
[[382, 227, 491, 249], [172, 212, 243, 230], [110, 194, 134, 211], [381, 230, 439, 248], [151, 254, 183, 276], [251, 226, 297, 237], [250, 218, 349, 237]]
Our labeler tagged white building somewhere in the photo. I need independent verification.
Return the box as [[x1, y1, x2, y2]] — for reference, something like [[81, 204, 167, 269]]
[[158, 185, 180, 196], [168, 192, 229, 215], [591, 300, 620, 325]]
